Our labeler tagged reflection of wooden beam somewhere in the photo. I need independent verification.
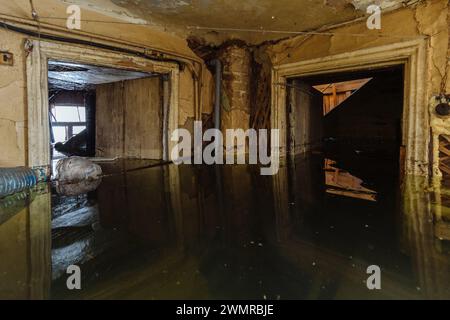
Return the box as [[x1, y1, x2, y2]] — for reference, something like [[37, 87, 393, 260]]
[[324, 158, 377, 202], [326, 188, 377, 202], [29, 191, 51, 299]]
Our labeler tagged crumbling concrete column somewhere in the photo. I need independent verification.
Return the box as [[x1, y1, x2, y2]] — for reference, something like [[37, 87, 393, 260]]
[[218, 44, 252, 153]]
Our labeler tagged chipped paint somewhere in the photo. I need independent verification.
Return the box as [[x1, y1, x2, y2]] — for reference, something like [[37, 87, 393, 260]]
[[59, 0, 149, 25], [93, 0, 405, 44]]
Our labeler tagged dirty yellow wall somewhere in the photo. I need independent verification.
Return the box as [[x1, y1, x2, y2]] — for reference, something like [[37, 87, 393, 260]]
[[0, 209, 29, 299], [1, 0, 195, 58], [0, 0, 210, 167], [179, 70, 196, 131], [447, 5, 450, 93], [0, 28, 27, 167], [264, 0, 448, 96]]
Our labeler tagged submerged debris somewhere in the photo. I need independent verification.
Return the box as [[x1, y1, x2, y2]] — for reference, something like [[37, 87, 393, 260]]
[[56, 179, 102, 197], [56, 157, 102, 183]]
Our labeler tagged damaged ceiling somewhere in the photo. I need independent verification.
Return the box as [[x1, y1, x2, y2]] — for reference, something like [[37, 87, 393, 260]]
[[48, 60, 153, 91], [59, 0, 413, 45]]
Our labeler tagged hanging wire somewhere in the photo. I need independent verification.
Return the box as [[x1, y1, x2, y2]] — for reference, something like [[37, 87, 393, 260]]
[[28, 0, 46, 129], [185, 25, 426, 40], [35, 15, 151, 26], [28, 1, 41, 44], [0, 11, 429, 40], [273, 82, 318, 97]]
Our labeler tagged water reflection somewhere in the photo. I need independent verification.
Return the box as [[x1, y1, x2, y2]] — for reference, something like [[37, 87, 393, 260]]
[[0, 183, 51, 300], [1, 156, 450, 299], [55, 179, 102, 197], [324, 159, 377, 202]]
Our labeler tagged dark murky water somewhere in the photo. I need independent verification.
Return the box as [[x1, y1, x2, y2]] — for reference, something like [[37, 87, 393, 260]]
[[1, 155, 450, 299]]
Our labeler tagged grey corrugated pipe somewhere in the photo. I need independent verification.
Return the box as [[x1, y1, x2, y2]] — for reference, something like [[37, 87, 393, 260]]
[[209, 59, 222, 130], [208, 59, 225, 221]]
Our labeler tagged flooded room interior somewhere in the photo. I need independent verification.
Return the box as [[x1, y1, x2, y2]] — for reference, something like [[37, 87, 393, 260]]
[[1, 0, 450, 302]]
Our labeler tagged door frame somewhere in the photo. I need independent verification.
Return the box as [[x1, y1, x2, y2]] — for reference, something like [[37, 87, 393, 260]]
[[26, 39, 180, 168], [271, 39, 429, 176]]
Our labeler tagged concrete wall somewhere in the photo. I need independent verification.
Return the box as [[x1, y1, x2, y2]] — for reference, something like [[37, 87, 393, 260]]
[[0, 28, 28, 167], [219, 45, 252, 133]]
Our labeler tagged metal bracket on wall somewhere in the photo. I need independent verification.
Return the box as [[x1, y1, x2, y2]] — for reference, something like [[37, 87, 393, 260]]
[[434, 95, 450, 118], [0, 51, 13, 66]]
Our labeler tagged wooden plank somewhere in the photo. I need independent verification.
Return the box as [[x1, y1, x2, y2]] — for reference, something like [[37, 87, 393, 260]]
[[331, 84, 337, 108], [96, 82, 125, 158], [96, 77, 163, 159], [314, 78, 371, 94], [439, 163, 450, 175], [439, 145, 450, 157], [124, 77, 163, 159], [292, 80, 323, 153]]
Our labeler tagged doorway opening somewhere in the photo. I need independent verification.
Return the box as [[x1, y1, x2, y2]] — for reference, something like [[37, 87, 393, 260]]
[[287, 65, 405, 201], [47, 60, 166, 172]]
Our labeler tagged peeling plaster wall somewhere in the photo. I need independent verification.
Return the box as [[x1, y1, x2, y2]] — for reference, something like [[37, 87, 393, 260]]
[[258, 0, 449, 175], [415, 0, 449, 94], [447, 4, 450, 93], [1, 0, 196, 57], [105, 0, 407, 45], [263, 0, 448, 92], [263, 0, 448, 96], [218, 45, 252, 146], [178, 69, 196, 131], [0, 29, 27, 167], [422, 0, 450, 178]]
